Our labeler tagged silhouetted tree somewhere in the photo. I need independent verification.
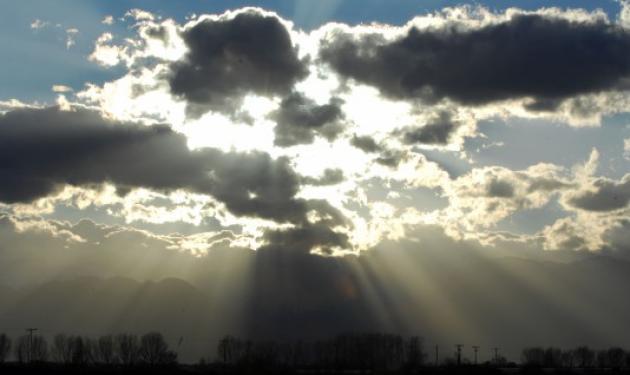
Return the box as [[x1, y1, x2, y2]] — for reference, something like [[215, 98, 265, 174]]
[[139, 332, 177, 365], [52, 334, 72, 364], [15, 334, 48, 363], [543, 347, 562, 368], [15, 336, 29, 363], [607, 347, 626, 369], [0, 334, 11, 363], [561, 348, 575, 368], [405, 336, 426, 369], [574, 346, 595, 368], [278, 340, 304, 367], [70, 336, 92, 365], [521, 347, 544, 367], [597, 350, 608, 368], [95, 335, 116, 365], [115, 333, 139, 366], [217, 335, 236, 364]]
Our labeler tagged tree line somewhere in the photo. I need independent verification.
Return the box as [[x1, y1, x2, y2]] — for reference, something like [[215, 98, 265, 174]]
[[214, 333, 427, 371], [0, 332, 176, 366], [1, 331, 630, 371], [521, 346, 630, 369]]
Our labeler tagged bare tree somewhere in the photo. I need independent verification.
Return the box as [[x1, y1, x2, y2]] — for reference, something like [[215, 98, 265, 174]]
[[561, 349, 575, 368], [405, 336, 426, 368], [522, 347, 545, 367], [95, 335, 116, 365], [543, 347, 562, 368], [139, 332, 177, 365], [115, 333, 139, 366], [0, 334, 11, 363], [70, 336, 91, 365], [33, 336, 48, 362], [15, 336, 29, 363], [217, 335, 235, 364], [15, 334, 48, 363], [597, 350, 608, 368], [607, 347, 626, 369], [574, 346, 595, 368], [52, 334, 72, 364]]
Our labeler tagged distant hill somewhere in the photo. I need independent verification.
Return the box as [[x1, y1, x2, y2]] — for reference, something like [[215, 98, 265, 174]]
[[1, 252, 630, 363]]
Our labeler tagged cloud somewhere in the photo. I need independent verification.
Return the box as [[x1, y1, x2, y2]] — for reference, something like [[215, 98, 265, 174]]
[[125, 9, 156, 22], [168, 9, 308, 117], [89, 33, 126, 67], [30, 19, 49, 30], [400, 111, 460, 145], [301, 168, 345, 186], [65, 28, 79, 49], [565, 174, 630, 212], [52, 85, 73, 93], [0, 106, 341, 226], [350, 135, 382, 153], [261, 222, 350, 255], [102, 15, 114, 25], [271, 92, 344, 147], [624, 138, 630, 160], [319, 12, 630, 111], [441, 163, 573, 232], [601, 218, 630, 257]]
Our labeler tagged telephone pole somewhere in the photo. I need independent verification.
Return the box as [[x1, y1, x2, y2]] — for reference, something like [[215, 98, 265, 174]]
[[492, 347, 500, 365], [26, 328, 38, 363], [435, 345, 439, 367], [455, 345, 463, 366], [472, 346, 479, 365]]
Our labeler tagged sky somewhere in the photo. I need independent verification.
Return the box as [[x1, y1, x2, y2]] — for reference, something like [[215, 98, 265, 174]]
[[1, 0, 630, 363]]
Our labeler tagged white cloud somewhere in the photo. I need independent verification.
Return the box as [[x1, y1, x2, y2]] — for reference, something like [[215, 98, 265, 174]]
[[30, 19, 49, 30], [88, 33, 127, 67], [65, 28, 79, 49], [102, 15, 114, 25], [52, 85, 72, 93]]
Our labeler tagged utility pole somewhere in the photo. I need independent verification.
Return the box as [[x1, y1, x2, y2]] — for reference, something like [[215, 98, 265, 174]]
[[455, 345, 463, 366], [472, 346, 479, 365], [26, 328, 38, 363], [435, 345, 439, 367], [492, 347, 500, 365]]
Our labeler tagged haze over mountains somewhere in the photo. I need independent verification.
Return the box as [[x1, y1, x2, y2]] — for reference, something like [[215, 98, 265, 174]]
[[2, 239, 629, 362]]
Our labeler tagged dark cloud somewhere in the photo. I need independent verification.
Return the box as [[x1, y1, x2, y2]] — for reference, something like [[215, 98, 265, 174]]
[[271, 92, 344, 147], [144, 25, 169, 43], [349, 135, 404, 168], [0, 107, 210, 203], [375, 151, 404, 168], [350, 135, 382, 153], [401, 112, 459, 145], [320, 14, 630, 109], [0, 107, 339, 225], [169, 10, 308, 117], [602, 219, 630, 258], [567, 175, 630, 211], [301, 168, 344, 186], [487, 179, 516, 198], [261, 222, 350, 255]]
